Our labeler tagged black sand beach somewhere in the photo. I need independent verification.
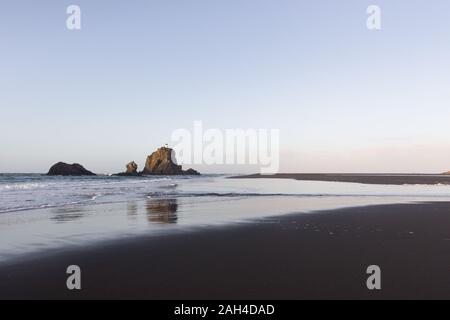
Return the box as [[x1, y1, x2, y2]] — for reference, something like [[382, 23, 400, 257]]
[[232, 173, 450, 185], [1, 202, 450, 299]]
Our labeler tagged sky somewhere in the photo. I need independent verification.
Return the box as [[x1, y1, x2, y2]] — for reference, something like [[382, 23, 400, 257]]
[[1, 0, 450, 174]]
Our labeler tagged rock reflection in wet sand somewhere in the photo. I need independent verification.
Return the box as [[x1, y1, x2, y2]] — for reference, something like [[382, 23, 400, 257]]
[[127, 201, 138, 217], [51, 207, 86, 223], [146, 198, 178, 224]]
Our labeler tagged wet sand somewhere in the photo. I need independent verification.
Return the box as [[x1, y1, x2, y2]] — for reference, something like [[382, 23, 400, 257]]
[[1, 202, 450, 299], [231, 173, 450, 185]]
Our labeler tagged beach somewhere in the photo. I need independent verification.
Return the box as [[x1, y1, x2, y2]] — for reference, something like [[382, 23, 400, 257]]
[[1, 201, 450, 299], [232, 173, 450, 185], [2, 175, 450, 300]]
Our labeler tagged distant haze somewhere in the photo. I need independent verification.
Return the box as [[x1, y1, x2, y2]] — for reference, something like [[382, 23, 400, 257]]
[[1, 1, 450, 174]]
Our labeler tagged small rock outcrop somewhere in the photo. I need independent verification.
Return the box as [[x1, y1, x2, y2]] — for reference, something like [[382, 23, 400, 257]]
[[126, 161, 138, 175], [115, 161, 140, 176], [141, 147, 200, 176], [47, 162, 96, 176], [184, 168, 200, 175]]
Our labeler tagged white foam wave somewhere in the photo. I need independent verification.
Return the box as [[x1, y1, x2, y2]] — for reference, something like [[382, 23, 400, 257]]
[[0, 183, 46, 190]]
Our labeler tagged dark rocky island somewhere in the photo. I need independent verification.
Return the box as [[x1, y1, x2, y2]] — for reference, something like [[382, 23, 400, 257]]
[[47, 147, 200, 176], [47, 162, 96, 176]]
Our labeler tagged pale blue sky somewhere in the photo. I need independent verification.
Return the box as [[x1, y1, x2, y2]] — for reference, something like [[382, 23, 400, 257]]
[[1, 0, 450, 173]]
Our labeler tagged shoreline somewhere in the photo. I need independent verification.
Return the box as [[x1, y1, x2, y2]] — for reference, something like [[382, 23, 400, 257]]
[[231, 173, 450, 185], [1, 201, 450, 299]]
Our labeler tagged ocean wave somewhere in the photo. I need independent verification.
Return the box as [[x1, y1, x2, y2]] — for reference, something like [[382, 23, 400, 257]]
[[146, 192, 334, 198], [0, 183, 47, 190], [146, 191, 450, 199], [2, 174, 450, 215]]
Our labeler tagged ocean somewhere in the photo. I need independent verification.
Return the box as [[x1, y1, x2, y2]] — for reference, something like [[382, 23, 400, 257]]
[[1, 174, 450, 262]]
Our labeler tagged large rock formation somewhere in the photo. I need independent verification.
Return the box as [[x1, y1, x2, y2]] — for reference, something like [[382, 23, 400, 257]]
[[141, 147, 200, 175], [443, 171, 450, 175], [47, 162, 96, 176]]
